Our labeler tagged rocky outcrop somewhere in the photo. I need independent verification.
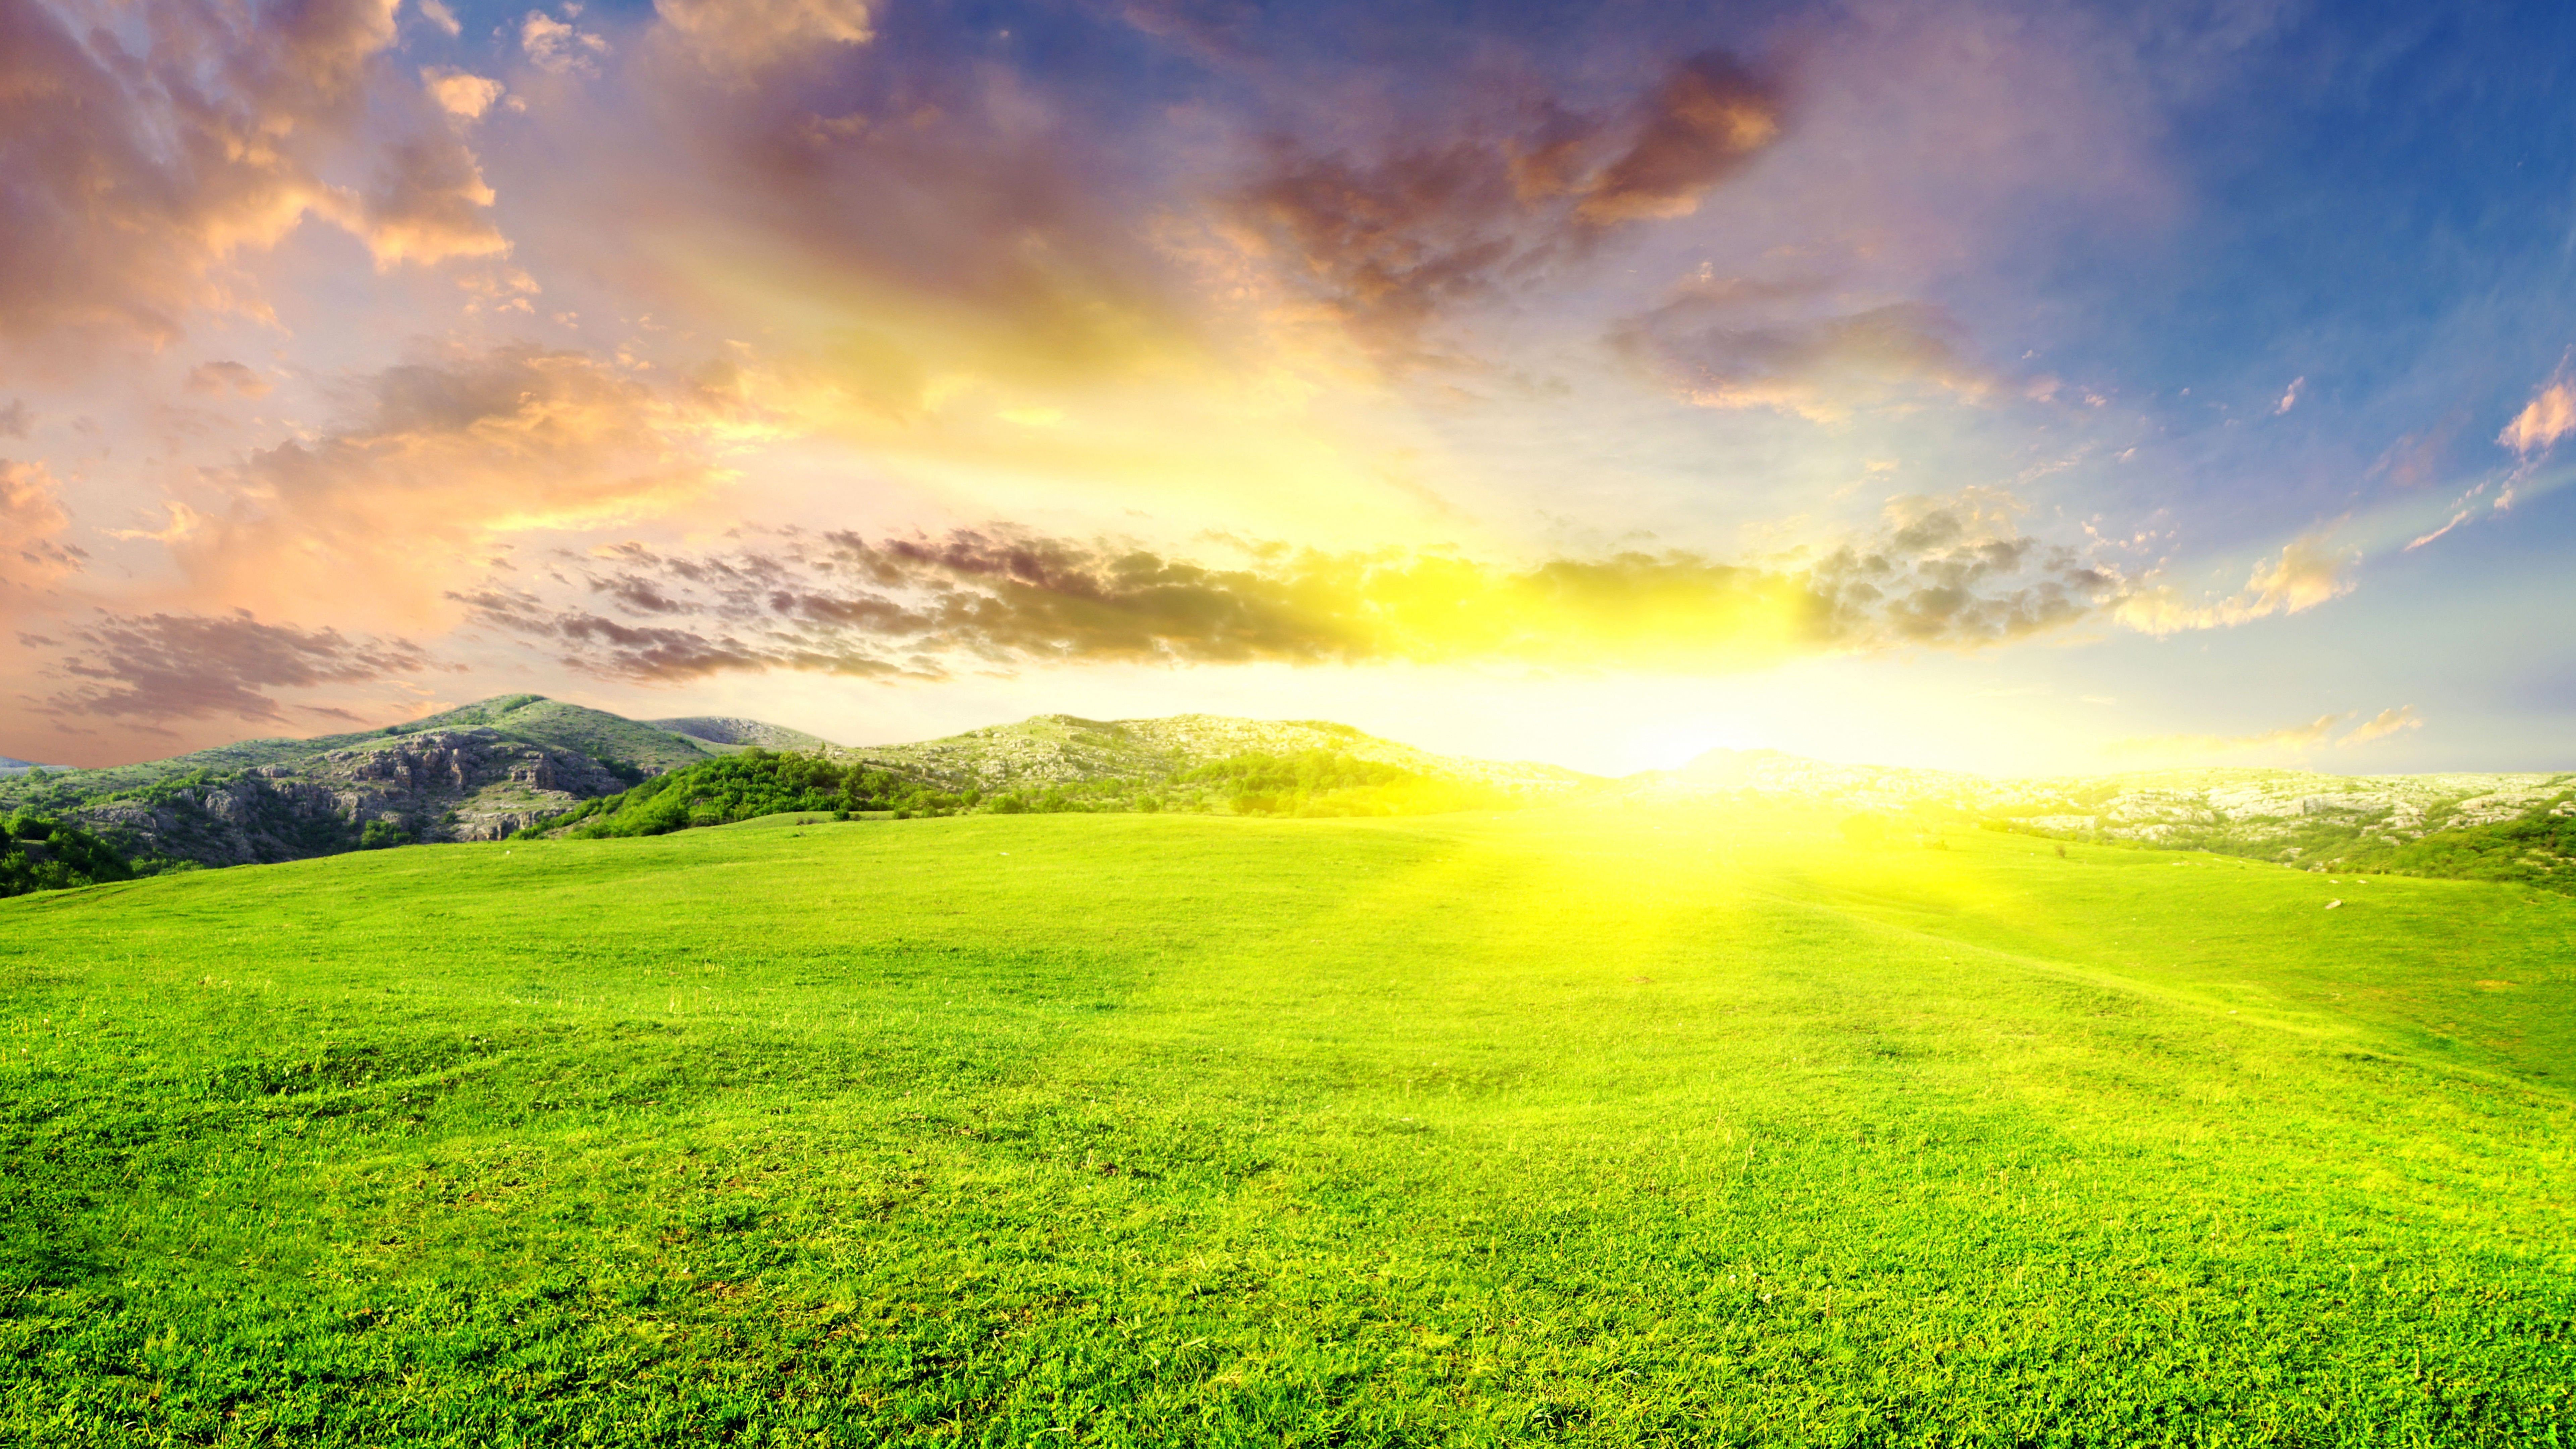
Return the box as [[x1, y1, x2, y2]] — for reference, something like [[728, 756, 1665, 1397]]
[[49, 728, 645, 868]]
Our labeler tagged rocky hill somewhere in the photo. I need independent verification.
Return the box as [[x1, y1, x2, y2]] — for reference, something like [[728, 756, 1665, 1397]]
[[828, 713, 1598, 798], [0, 701, 1597, 871], [0, 696, 728, 869]]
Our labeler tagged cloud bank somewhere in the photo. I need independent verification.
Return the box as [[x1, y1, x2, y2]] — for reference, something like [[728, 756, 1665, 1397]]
[[42, 610, 429, 725], [454, 491, 2115, 684]]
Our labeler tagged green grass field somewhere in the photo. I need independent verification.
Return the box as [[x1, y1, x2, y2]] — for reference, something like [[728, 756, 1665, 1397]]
[[4, 808, 2572, 1445]]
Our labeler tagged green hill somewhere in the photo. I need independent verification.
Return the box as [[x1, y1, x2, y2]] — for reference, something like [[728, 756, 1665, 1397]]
[[0, 696, 732, 870], [833, 712, 1599, 797], [2, 806, 2568, 1442], [649, 716, 842, 752]]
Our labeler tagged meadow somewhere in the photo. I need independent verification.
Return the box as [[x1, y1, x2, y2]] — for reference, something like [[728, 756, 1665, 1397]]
[[2, 806, 2571, 1445]]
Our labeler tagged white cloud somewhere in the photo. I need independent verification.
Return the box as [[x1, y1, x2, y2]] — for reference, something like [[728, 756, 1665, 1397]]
[[523, 12, 609, 75], [424, 68, 504, 120]]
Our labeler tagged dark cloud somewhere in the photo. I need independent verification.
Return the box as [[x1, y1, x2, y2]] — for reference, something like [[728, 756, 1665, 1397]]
[[42, 610, 429, 722], [456, 498, 2114, 685], [0, 400, 26, 438], [1610, 284, 1995, 418], [1810, 495, 2112, 646], [1231, 50, 1784, 362], [1576, 51, 1783, 222]]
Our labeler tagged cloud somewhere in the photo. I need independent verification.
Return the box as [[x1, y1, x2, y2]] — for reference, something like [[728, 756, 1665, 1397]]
[[40, 610, 429, 723], [423, 68, 505, 120], [1806, 490, 2113, 645], [1611, 283, 1994, 420], [653, 0, 873, 77], [2109, 712, 2345, 759], [0, 400, 25, 438], [524, 11, 610, 76], [2403, 511, 2468, 552], [179, 345, 752, 625], [1228, 51, 1784, 363], [1573, 51, 1783, 223], [2111, 703, 2423, 760], [0, 0, 505, 354], [185, 361, 273, 399], [2275, 376, 2303, 415], [0, 459, 78, 581], [453, 490, 2113, 684], [417, 0, 462, 37], [2499, 361, 2576, 456], [2112, 533, 2356, 635], [357, 131, 508, 267], [2340, 704, 2422, 746]]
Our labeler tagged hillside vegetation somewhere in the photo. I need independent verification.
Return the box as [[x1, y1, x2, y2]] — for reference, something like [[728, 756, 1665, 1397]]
[[830, 712, 1597, 798], [3, 807, 2570, 1443], [0, 815, 131, 898], [524, 747, 1528, 839]]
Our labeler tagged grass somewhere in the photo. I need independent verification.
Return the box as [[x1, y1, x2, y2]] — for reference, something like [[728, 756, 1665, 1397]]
[[2, 806, 2571, 1445]]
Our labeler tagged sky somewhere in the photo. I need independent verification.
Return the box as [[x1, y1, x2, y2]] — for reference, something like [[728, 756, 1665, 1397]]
[[4, 0, 2575, 778]]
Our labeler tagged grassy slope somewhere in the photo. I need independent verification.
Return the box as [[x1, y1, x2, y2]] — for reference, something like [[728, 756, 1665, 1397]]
[[2, 810, 2571, 1445]]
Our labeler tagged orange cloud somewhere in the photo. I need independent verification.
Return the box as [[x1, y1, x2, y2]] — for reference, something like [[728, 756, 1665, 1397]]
[[0, 0, 503, 356], [2108, 712, 2344, 760], [2110, 703, 2423, 761], [2112, 533, 2356, 635], [652, 0, 874, 77], [0, 458, 83, 619], [2499, 363, 2576, 455], [177, 346, 753, 627], [185, 361, 273, 399], [2339, 705, 2422, 746]]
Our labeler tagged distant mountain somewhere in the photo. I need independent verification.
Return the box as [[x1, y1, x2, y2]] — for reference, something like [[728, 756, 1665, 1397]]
[[827, 713, 1598, 798], [0, 695, 736, 869], [0, 755, 72, 777], [1623, 748, 2576, 877], [650, 716, 842, 752]]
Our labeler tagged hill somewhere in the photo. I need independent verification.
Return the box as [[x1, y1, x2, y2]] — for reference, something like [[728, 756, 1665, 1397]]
[[1, 806, 2568, 1441], [0, 695, 730, 869], [649, 716, 842, 752], [1630, 748, 2576, 883], [0, 702, 1598, 872], [831, 712, 1597, 797]]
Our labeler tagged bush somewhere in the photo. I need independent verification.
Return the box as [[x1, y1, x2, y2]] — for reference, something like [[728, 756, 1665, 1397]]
[[0, 815, 136, 897]]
